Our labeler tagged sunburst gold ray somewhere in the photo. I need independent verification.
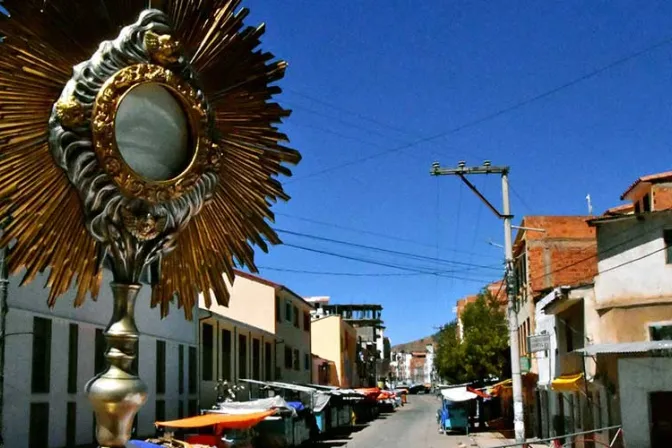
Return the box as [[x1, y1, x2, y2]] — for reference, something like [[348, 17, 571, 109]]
[[1, 0, 300, 317], [0, 0, 147, 307]]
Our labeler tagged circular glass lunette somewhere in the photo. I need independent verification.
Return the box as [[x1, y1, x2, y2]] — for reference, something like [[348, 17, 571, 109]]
[[114, 83, 192, 181]]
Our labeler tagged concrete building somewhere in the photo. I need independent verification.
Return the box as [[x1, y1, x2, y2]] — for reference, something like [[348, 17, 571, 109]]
[[4, 270, 199, 448], [313, 302, 386, 387], [424, 343, 436, 385], [512, 216, 597, 374], [583, 203, 672, 447], [540, 284, 606, 444], [198, 272, 278, 408], [275, 285, 313, 384], [198, 270, 313, 405], [311, 314, 358, 388], [390, 351, 411, 384], [535, 172, 672, 447], [391, 336, 435, 385]]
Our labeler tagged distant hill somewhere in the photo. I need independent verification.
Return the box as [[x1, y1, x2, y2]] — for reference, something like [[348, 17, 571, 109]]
[[391, 336, 435, 353]]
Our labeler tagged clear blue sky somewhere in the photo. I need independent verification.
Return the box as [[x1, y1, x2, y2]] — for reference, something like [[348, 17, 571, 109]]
[[242, 1, 672, 345]]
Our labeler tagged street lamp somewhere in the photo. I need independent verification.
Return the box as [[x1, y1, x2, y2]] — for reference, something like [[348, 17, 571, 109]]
[[0, 1, 300, 446]]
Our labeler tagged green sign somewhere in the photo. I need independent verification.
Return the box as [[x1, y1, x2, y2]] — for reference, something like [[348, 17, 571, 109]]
[[520, 356, 531, 373]]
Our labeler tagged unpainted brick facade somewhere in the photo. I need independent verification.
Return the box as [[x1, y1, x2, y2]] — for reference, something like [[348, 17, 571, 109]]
[[515, 216, 597, 299]]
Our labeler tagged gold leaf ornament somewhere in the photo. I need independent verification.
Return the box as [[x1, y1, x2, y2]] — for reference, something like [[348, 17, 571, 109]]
[[54, 96, 87, 128], [144, 30, 182, 65], [0, 0, 301, 317]]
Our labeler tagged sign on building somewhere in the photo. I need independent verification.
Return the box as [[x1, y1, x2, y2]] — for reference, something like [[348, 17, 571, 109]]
[[528, 334, 551, 353], [520, 356, 531, 373]]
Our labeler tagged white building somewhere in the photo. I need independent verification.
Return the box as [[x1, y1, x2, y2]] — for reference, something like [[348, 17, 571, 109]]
[[423, 344, 435, 385], [586, 206, 672, 448], [4, 269, 198, 448]]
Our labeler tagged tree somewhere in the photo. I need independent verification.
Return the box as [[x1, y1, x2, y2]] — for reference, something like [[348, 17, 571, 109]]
[[435, 321, 468, 383], [435, 289, 510, 385]]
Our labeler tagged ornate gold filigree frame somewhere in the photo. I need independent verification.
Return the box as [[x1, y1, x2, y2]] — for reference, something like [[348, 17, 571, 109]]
[[91, 63, 221, 203]]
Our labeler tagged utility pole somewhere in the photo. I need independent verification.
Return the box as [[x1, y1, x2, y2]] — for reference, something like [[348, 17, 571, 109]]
[[431, 160, 525, 443]]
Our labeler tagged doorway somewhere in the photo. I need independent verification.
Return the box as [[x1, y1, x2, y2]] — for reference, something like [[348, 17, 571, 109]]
[[650, 391, 672, 448]]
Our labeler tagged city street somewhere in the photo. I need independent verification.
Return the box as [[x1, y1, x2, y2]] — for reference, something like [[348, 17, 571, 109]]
[[318, 394, 475, 448]]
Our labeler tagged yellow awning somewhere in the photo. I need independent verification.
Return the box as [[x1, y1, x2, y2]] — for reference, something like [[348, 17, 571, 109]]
[[551, 373, 584, 393]]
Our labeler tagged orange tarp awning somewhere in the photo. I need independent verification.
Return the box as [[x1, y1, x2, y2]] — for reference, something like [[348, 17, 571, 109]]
[[155, 410, 276, 429]]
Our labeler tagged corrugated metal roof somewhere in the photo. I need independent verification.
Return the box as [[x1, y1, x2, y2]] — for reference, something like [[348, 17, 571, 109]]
[[575, 340, 672, 355]]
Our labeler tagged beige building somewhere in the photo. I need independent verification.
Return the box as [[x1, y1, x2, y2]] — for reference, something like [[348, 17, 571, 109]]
[[199, 271, 312, 407], [311, 314, 358, 388], [275, 286, 313, 383]]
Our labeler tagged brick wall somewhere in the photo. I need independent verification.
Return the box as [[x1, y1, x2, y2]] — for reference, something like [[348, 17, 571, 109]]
[[652, 183, 672, 211], [516, 216, 597, 298]]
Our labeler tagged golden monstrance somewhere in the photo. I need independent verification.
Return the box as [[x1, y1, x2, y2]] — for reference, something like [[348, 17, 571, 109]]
[[0, 0, 300, 445]]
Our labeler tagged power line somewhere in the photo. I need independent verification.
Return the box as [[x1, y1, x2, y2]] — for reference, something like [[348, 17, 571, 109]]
[[274, 212, 500, 259], [529, 218, 668, 283], [286, 89, 414, 137], [256, 266, 437, 277], [586, 245, 666, 278], [275, 228, 502, 271], [287, 34, 672, 183], [289, 122, 388, 149], [286, 103, 395, 139], [510, 184, 534, 214], [281, 243, 496, 283]]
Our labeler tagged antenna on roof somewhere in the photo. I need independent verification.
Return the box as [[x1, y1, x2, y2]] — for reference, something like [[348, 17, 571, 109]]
[[586, 194, 593, 216]]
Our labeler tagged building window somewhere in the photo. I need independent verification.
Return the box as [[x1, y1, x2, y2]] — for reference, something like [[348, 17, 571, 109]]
[[516, 254, 527, 300], [252, 339, 261, 380], [188, 346, 197, 394], [68, 323, 78, 394], [66, 402, 76, 447], [156, 399, 165, 423], [285, 302, 292, 322], [265, 342, 272, 380], [178, 345, 184, 394], [156, 340, 166, 394], [202, 323, 213, 381], [650, 324, 672, 341], [32, 317, 52, 394], [293, 349, 300, 371], [284, 346, 292, 369], [565, 322, 574, 353], [304, 353, 310, 371], [276, 296, 281, 322], [95, 328, 105, 376], [643, 193, 651, 212], [238, 334, 248, 379], [293, 306, 299, 328], [303, 311, 310, 332], [222, 329, 232, 381], [188, 399, 198, 417], [29, 402, 49, 448], [664, 230, 672, 264]]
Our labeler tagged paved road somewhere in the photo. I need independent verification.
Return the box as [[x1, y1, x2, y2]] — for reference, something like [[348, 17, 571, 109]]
[[318, 394, 476, 448]]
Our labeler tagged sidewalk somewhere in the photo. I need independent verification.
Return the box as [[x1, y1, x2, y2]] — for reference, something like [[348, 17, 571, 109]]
[[470, 432, 550, 448]]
